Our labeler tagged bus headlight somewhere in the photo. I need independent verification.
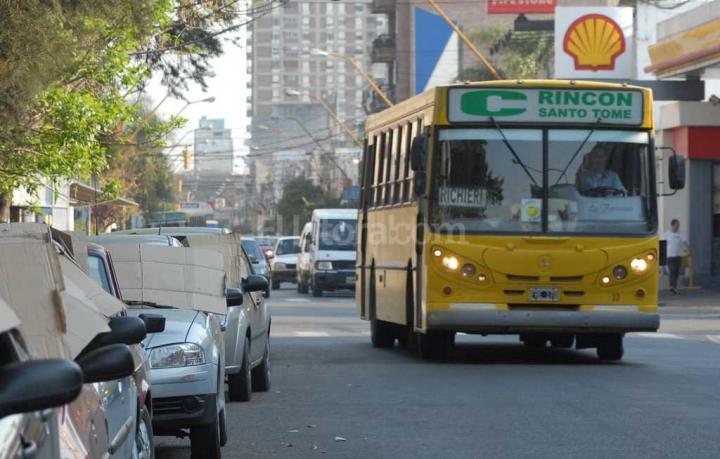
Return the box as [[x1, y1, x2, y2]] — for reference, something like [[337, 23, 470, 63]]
[[442, 256, 459, 270], [612, 265, 628, 280], [630, 258, 648, 273]]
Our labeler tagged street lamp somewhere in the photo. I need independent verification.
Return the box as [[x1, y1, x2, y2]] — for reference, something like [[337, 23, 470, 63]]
[[284, 89, 362, 148], [310, 48, 394, 108]]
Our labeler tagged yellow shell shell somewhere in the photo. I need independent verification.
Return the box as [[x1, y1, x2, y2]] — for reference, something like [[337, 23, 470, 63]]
[[564, 14, 625, 70]]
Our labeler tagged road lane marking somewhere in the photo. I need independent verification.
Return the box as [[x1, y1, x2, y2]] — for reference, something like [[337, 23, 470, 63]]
[[631, 332, 684, 339], [294, 331, 330, 337]]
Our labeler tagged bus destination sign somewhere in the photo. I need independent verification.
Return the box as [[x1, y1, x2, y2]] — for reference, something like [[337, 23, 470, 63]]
[[448, 88, 643, 125]]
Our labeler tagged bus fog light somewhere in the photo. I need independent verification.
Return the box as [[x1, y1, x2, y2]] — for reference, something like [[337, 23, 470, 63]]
[[442, 256, 459, 270], [631, 258, 648, 273], [478, 274, 487, 282], [612, 265, 627, 280], [646, 253, 655, 262], [601, 276, 611, 285], [461, 264, 476, 278], [433, 249, 442, 257]]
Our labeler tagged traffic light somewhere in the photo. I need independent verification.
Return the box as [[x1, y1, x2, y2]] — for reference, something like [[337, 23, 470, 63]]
[[177, 179, 183, 193], [183, 149, 191, 170]]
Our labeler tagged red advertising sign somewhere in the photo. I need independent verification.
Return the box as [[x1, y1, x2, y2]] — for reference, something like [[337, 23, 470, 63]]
[[488, 0, 557, 14]]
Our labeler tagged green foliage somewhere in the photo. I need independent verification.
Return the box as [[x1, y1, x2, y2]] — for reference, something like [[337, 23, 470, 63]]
[[277, 177, 339, 234], [464, 25, 554, 80]]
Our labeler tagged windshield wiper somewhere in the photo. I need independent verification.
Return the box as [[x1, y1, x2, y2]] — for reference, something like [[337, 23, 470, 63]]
[[554, 118, 602, 186], [489, 116, 539, 187], [124, 300, 173, 309]]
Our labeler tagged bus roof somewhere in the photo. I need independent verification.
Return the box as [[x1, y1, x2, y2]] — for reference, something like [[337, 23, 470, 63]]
[[366, 79, 653, 131]]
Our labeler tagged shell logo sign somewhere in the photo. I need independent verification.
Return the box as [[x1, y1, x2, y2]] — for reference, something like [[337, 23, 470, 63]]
[[563, 14, 625, 71], [555, 7, 634, 79]]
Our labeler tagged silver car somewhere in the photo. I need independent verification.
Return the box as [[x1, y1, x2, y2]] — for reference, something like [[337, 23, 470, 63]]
[[241, 237, 271, 298]]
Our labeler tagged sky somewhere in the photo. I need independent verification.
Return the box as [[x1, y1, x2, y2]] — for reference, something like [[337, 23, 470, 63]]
[[146, 36, 250, 174]]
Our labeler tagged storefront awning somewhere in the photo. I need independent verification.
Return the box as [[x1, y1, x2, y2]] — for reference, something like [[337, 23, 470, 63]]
[[646, 19, 720, 78], [69, 182, 138, 208]]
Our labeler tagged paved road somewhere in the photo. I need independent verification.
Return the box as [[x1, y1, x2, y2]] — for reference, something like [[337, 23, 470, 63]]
[[157, 287, 720, 458]]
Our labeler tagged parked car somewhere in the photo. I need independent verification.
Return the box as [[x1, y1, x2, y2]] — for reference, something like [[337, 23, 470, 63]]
[[162, 229, 273, 403], [241, 237, 272, 298], [297, 222, 313, 294], [86, 242, 164, 458], [0, 298, 83, 459], [300, 209, 358, 297], [269, 236, 301, 289]]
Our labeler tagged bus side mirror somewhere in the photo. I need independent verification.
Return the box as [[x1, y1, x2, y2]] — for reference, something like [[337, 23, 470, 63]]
[[410, 135, 428, 172], [414, 172, 427, 197], [669, 155, 685, 190]]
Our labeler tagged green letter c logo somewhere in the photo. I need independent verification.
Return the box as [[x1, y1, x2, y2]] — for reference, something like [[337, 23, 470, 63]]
[[461, 90, 527, 117]]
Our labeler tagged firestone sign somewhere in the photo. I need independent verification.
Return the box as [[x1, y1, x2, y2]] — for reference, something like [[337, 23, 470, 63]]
[[487, 0, 557, 14], [555, 7, 634, 79], [447, 88, 644, 125]]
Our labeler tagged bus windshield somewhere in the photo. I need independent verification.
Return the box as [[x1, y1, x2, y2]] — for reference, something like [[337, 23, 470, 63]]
[[430, 128, 653, 235]]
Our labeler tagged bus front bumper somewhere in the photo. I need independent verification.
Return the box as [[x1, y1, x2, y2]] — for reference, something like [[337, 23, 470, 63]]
[[426, 309, 659, 333]]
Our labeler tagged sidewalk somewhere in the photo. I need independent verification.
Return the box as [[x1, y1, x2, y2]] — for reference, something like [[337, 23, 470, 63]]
[[659, 287, 720, 308]]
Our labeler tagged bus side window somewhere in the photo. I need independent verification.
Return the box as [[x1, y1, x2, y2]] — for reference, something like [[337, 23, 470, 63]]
[[382, 128, 394, 206], [403, 120, 414, 203], [386, 127, 399, 205], [373, 132, 385, 207], [394, 124, 406, 204]]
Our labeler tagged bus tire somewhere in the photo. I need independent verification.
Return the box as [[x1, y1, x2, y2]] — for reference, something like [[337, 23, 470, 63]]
[[597, 334, 624, 361], [522, 334, 547, 349], [371, 318, 396, 348], [417, 331, 454, 361]]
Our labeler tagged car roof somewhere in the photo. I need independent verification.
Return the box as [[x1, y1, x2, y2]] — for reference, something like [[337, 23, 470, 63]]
[[312, 209, 357, 219], [91, 234, 177, 246], [110, 227, 230, 236]]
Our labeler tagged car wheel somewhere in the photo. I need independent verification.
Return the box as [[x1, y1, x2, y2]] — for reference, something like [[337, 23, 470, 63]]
[[251, 335, 271, 392], [272, 279, 280, 290], [190, 409, 221, 459], [219, 408, 228, 447], [228, 337, 252, 402], [134, 405, 154, 459], [597, 334, 624, 361]]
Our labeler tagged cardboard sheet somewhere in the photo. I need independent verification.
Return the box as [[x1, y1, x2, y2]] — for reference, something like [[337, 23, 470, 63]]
[[0, 295, 21, 334], [60, 254, 125, 318], [184, 233, 244, 288], [0, 222, 52, 243], [0, 242, 70, 358], [56, 230, 90, 275], [107, 244, 226, 314]]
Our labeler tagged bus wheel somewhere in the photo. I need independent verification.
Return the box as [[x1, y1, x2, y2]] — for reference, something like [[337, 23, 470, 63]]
[[371, 318, 396, 348], [417, 331, 454, 361], [550, 334, 575, 348], [597, 334, 624, 361]]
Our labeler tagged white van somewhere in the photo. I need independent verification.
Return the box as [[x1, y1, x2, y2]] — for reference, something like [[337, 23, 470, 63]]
[[297, 209, 358, 297]]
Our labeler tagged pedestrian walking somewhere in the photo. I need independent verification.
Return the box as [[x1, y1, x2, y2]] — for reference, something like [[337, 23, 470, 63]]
[[663, 219, 689, 294]]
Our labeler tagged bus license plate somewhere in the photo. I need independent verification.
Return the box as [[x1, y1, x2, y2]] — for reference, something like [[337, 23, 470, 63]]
[[529, 288, 559, 302]]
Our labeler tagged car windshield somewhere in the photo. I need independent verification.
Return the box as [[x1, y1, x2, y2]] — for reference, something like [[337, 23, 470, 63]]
[[241, 240, 265, 263], [430, 129, 653, 235], [276, 238, 300, 255], [319, 219, 357, 251]]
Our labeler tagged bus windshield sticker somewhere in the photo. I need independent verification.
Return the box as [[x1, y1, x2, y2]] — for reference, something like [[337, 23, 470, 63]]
[[439, 186, 488, 209], [521, 199, 542, 222], [448, 88, 644, 125]]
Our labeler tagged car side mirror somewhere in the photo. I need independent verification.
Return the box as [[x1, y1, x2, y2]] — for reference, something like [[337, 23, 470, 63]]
[[410, 134, 428, 172], [242, 274, 269, 293], [138, 313, 166, 334], [79, 316, 147, 357], [226, 287, 244, 307], [669, 155, 685, 190], [0, 359, 83, 418], [75, 344, 135, 384]]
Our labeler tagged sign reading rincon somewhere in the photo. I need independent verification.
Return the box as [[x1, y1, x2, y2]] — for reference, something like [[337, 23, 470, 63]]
[[448, 88, 643, 125]]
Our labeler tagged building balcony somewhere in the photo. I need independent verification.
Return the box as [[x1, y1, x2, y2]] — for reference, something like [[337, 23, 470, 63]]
[[371, 34, 396, 63], [371, 0, 396, 15], [364, 84, 396, 114]]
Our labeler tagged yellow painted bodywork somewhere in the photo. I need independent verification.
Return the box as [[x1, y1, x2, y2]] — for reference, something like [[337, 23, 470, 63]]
[[360, 80, 657, 332]]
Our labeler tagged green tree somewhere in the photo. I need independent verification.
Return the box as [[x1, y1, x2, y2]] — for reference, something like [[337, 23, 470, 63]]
[[462, 25, 554, 80], [276, 176, 339, 235]]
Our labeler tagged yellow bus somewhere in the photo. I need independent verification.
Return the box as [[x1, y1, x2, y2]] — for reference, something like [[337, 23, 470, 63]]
[[356, 80, 685, 361]]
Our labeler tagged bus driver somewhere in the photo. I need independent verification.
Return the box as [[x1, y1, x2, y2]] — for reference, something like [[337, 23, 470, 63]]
[[576, 144, 626, 196]]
